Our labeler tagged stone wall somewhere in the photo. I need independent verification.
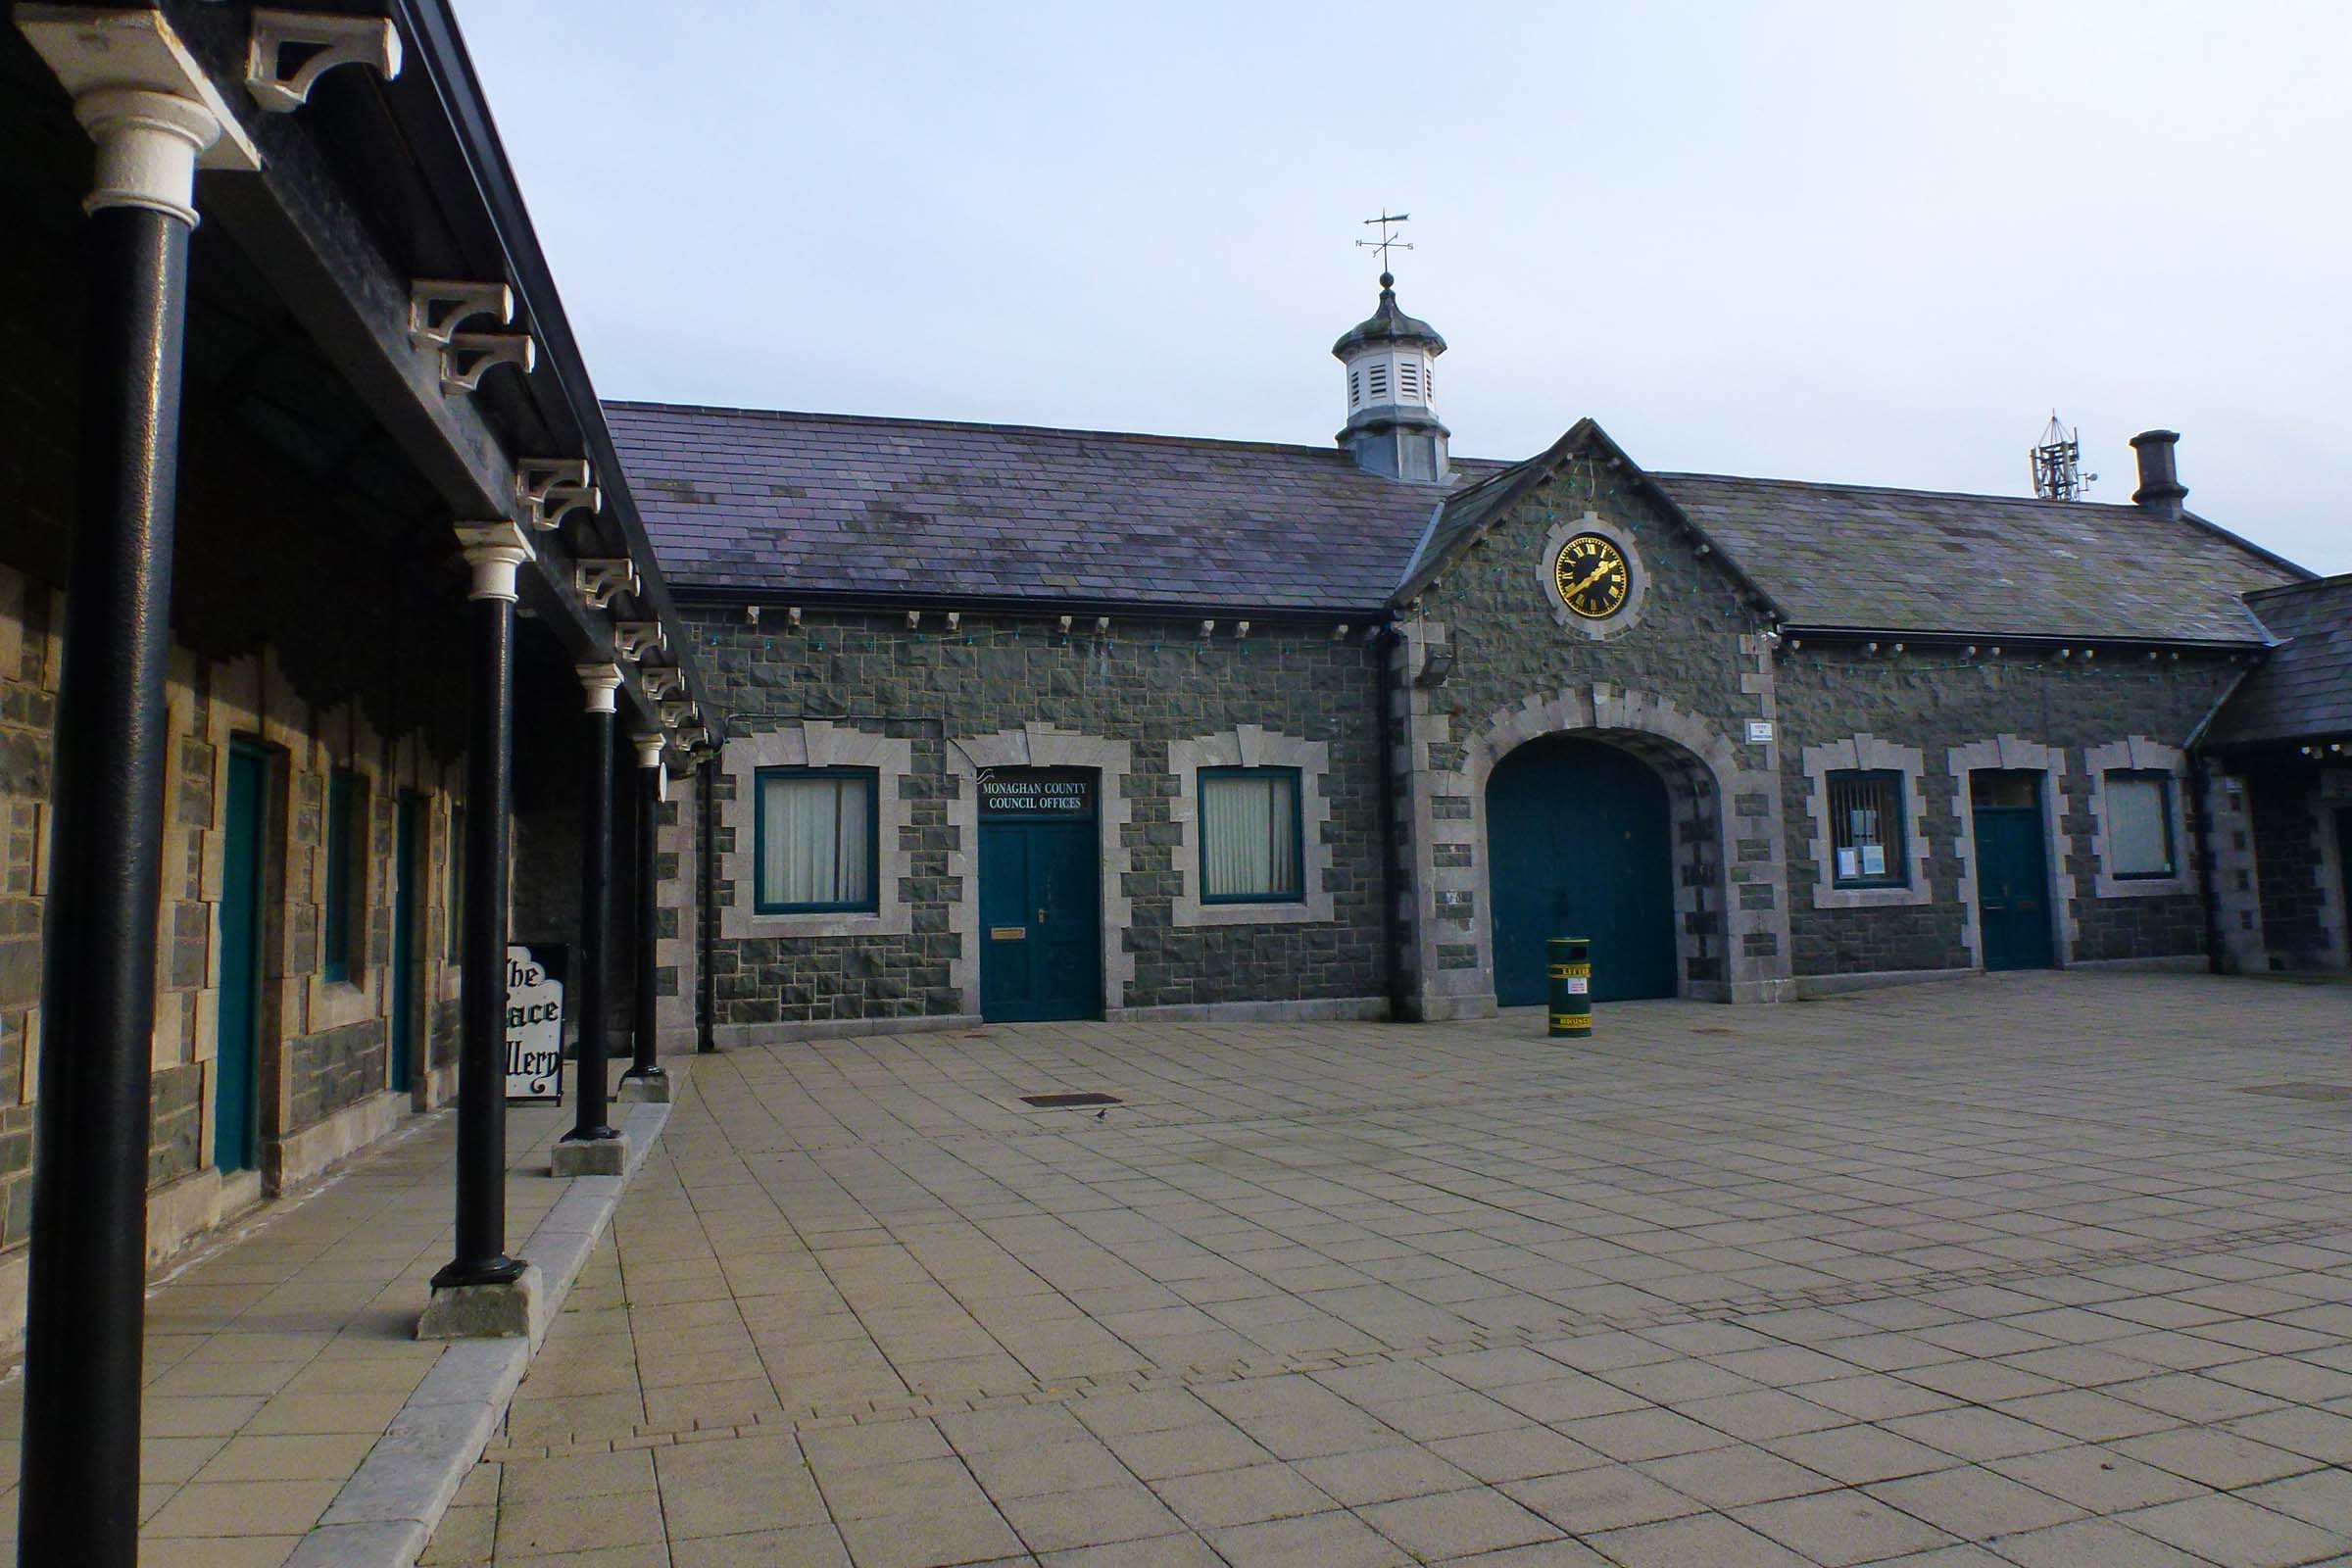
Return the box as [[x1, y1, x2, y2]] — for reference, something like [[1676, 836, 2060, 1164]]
[[1392, 449, 1791, 1013], [685, 606, 1390, 1031], [2246, 760, 2347, 969], [1776, 648, 2242, 978]]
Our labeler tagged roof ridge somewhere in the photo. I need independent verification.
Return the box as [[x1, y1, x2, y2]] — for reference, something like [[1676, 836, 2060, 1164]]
[[1653, 468, 2144, 513], [606, 399, 1360, 464]]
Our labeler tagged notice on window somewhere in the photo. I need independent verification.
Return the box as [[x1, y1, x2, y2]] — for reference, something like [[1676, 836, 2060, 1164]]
[[1836, 847, 1860, 880], [1860, 844, 1887, 877], [979, 768, 1094, 816], [506, 943, 565, 1102]]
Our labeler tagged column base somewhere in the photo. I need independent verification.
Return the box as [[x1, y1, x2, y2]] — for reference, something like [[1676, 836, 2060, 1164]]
[[551, 1137, 626, 1177], [417, 1261, 543, 1341], [616, 1073, 671, 1104]]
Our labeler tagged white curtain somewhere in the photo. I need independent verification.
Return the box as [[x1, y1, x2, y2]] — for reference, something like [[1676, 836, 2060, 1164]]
[[1201, 771, 1298, 899], [2107, 773, 2173, 876], [762, 773, 872, 906]]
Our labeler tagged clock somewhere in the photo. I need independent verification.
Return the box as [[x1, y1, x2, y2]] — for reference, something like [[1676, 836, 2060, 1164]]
[[1552, 532, 1632, 620]]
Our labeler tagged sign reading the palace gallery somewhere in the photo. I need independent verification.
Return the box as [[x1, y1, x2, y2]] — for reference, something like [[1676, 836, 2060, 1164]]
[[505, 944, 565, 1102], [979, 768, 1095, 817]]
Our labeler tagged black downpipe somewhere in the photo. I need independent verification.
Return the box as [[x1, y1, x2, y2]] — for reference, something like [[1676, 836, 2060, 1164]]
[[20, 205, 189, 1568], [563, 702, 618, 1143], [621, 757, 666, 1084], [1374, 622, 1408, 1020], [696, 758, 716, 1053], [432, 591, 524, 1289]]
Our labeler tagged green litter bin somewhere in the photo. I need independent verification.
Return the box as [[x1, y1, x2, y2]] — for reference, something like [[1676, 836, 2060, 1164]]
[[1548, 937, 1592, 1039]]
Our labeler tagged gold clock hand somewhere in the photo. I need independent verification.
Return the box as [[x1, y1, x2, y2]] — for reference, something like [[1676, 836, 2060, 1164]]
[[1564, 561, 1615, 599]]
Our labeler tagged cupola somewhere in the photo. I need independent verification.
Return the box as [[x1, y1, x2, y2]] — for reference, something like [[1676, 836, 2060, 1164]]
[[1333, 272, 1449, 482]]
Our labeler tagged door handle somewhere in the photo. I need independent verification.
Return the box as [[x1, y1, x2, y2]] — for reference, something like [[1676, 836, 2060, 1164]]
[[1038, 906, 1048, 925]]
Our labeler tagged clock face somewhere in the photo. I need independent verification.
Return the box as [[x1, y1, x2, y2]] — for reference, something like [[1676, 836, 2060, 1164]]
[[1552, 532, 1632, 620]]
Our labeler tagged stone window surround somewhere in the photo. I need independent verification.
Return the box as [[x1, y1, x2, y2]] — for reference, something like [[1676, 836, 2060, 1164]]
[[2084, 736, 2194, 900], [1538, 510, 1650, 640], [1948, 734, 2077, 969], [1801, 734, 1932, 909], [717, 723, 914, 941], [1167, 726, 1335, 927], [947, 724, 1134, 1018]]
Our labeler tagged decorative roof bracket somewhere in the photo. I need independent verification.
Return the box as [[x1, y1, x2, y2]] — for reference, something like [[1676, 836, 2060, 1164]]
[[659, 699, 700, 730], [440, 330, 535, 394], [246, 10, 401, 112], [574, 558, 637, 608], [515, 457, 599, 530], [612, 621, 666, 662], [640, 666, 686, 701], [408, 279, 510, 349]]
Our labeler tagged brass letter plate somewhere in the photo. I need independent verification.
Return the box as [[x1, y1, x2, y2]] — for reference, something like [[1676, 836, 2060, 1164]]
[[989, 925, 1027, 942]]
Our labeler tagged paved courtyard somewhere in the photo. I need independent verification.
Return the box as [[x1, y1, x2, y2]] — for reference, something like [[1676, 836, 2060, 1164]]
[[435, 971, 2352, 1567]]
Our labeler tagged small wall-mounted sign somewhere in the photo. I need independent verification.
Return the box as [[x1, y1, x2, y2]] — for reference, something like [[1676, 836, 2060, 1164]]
[[1745, 719, 1775, 744], [979, 767, 1095, 817], [505, 943, 566, 1102]]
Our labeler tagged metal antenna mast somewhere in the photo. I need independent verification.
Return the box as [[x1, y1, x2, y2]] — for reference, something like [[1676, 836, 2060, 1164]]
[[2030, 413, 2096, 501], [1357, 212, 1412, 278]]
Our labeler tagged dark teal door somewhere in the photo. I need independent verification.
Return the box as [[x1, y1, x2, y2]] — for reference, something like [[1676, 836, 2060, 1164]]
[[980, 820, 1102, 1022], [217, 741, 267, 1172], [390, 791, 420, 1094], [1974, 781, 2055, 971], [1489, 737, 1677, 1005]]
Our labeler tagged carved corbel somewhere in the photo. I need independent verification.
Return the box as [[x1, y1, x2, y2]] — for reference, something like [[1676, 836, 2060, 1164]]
[[659, 699, 699, 730], [640, 666, 686, 701], [574, 558, 637, 609], [246, 10, 401, 112], [515, 458, 600, 531], [408, 279, 510, 349], [441, 331, 536, 394], [612, 621, 666, 662]]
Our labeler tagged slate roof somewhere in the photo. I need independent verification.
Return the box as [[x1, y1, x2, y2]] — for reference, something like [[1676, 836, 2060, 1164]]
[[608, 400, 2303, 641], [2203, 575, 2352, 748], [605, 401, 1478, 612]]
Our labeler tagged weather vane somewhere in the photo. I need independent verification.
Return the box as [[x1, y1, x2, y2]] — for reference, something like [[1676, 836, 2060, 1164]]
[[1357, 212, 1412, 278]]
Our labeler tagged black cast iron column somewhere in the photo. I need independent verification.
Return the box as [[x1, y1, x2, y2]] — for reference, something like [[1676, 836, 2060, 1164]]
[[432, 524, 534, 1291], [696, 756, 717, 1054], [620, 734, 668, 1085], [16, 63, 253, 1566], [20, 196, 190, 1568], [563, 665, 622, 1144]]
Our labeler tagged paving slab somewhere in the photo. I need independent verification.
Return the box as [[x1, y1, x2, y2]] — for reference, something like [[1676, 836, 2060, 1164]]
[[432, 972, 2352, 1565]]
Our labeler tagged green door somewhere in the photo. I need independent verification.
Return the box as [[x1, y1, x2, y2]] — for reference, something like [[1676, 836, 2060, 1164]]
[[1488, 736, 1678, 1005], [216, 741, 267, 1172], [390, 791, 420, 1095], [979, 815, 1102, 1024], [1974, 773, 2055, 971]]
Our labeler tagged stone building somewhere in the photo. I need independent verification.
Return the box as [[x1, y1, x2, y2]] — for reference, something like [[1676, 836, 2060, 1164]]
[[613, 276, 2345, 1036]]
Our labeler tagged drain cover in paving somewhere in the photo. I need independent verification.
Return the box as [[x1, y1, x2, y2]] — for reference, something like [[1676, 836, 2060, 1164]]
[[1020, 1092, 1121, 1108], [2234, 1083, 2352, 1102]]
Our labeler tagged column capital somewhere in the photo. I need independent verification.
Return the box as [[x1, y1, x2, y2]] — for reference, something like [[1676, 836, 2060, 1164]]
[[575, 663, 623, 714], [453, 520, 535, 602], [18, 7, 262, 223], [632, 732, 666, 770]]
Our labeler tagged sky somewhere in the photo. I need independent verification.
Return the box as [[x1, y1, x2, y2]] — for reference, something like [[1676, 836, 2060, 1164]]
[[459, 1, 2350, 574]]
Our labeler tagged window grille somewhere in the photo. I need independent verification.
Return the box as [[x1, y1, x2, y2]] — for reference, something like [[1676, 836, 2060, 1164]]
[[1828, 769, 1905, 887]]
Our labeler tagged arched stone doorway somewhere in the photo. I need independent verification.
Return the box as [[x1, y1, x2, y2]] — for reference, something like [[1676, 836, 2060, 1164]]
[[1488, 735, 1679, 1004]]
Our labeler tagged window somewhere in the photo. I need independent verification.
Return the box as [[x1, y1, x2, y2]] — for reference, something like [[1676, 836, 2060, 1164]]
[[2105, 769, 2176, 878], [1199, 768, 1301, 903], [1828, 769, 1905, 888], [321, 769, 363, 982], [447, 804, 466, 964], [756, 768, 877, 913]]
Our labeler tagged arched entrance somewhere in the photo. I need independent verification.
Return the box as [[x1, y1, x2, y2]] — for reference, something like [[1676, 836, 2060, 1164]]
[[1488, 735, 1678, 1004]]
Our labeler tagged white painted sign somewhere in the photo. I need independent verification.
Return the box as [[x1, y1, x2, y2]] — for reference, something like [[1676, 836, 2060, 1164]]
[[1745, 719, 1775, 744], [505, 945, 564, 1102]]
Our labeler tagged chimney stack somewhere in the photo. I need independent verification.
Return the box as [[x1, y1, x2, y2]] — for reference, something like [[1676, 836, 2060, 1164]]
[[2130, 429, 2187, 519]]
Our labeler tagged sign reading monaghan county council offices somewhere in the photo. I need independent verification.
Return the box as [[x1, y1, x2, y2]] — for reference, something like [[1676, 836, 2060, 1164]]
[[505, 943, 565, 1102], [977, 768, 1095, 816]]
